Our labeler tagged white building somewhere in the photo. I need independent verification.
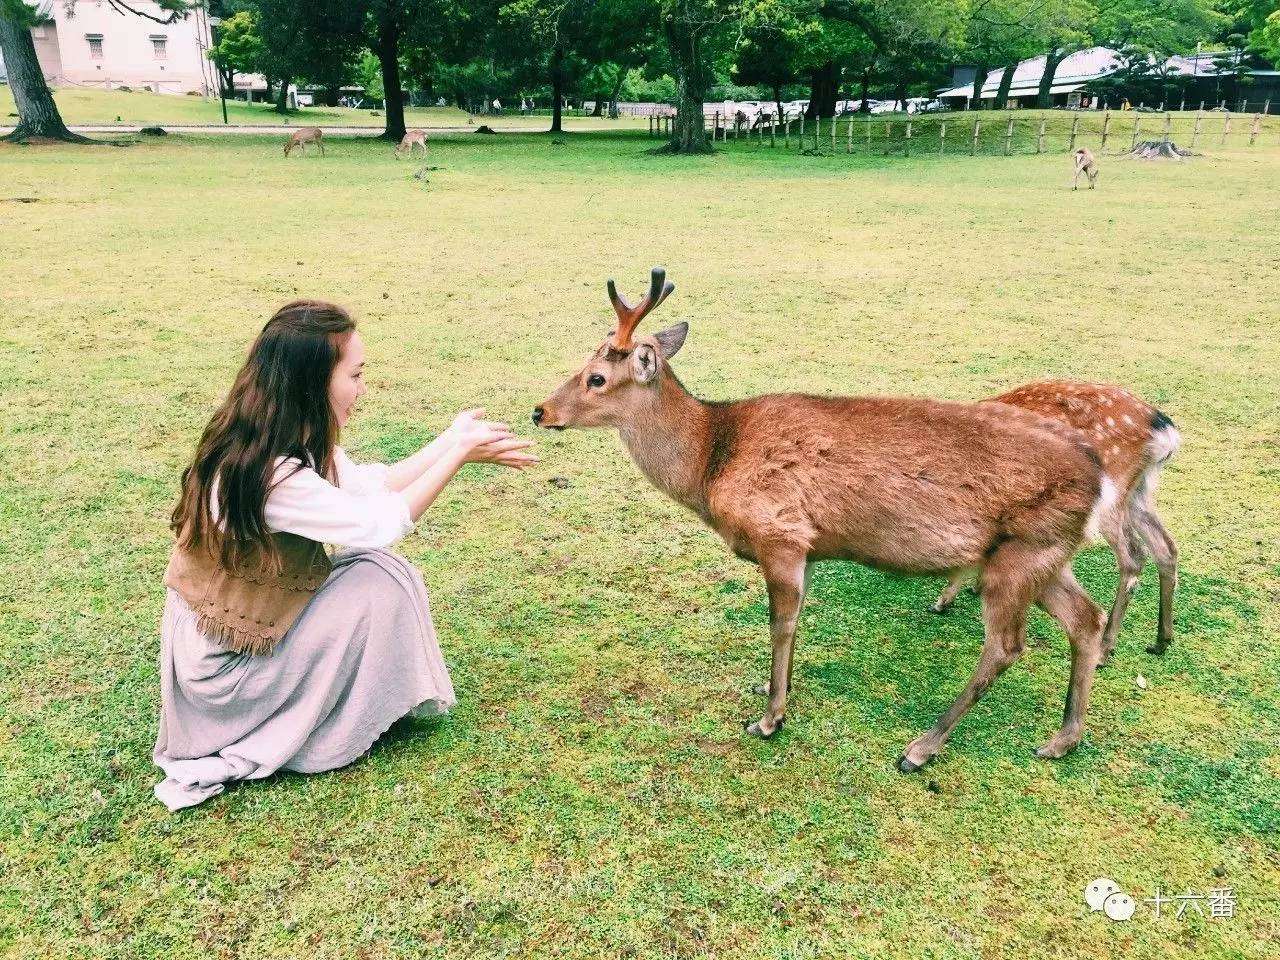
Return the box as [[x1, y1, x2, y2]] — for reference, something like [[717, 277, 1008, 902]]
[[0, 1, 217, 96]]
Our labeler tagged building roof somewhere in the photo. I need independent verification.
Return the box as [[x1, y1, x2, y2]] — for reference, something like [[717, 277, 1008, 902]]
[[937, 47, 1268, 100], [938, 47, 1123, 99]]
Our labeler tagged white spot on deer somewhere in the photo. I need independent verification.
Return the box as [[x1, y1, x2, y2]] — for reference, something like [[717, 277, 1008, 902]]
[[1106, 416, 1115, 427], [1122, 414, 1135, 426], [1111, 444, 1121, 456]]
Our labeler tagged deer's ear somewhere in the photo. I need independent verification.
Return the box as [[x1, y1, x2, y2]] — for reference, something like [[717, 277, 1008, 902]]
[[631, 343, 659, 384], [653, 322, 688, 359]]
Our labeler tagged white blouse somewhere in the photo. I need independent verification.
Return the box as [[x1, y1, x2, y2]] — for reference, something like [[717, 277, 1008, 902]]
[[214, 447, 413, 550]]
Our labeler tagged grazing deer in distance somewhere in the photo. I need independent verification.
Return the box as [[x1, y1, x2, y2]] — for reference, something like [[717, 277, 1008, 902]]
[[395, 129, 428, 158], [931, 381, 1180, 661], [1073, 147, 1099, 189], [535, 267, 1116, 772], [284, 127, 325, 157]]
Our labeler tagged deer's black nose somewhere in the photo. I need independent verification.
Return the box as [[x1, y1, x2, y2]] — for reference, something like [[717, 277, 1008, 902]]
[[532, 407, 544, 426]]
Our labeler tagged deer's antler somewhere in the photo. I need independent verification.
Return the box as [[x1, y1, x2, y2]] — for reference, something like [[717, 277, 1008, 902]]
[[607, 266, 675, 351]]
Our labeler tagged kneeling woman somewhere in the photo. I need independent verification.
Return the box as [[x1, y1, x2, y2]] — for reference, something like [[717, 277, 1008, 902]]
[[153, 300, 536, 810]]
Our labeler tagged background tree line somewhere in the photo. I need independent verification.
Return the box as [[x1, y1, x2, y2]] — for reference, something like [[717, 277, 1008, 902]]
[[3, 0, 1277, 152]]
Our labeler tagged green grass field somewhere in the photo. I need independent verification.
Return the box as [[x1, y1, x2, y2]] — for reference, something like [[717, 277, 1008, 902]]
[[0, 86, 649, 130], [1, 130, 1277, 959]]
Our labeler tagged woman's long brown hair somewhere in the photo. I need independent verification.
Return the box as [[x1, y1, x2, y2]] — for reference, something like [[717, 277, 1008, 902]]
[[171, 300, 355, 573]]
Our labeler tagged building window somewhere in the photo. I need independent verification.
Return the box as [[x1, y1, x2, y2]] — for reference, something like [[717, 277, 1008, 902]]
[[86, 35, 103, 60], [151, 36, 167, 60]]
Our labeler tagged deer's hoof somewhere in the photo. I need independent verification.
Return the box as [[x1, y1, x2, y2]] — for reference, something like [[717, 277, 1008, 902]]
[[897, 755, 922, 774], [928, 602, 949, 616], [744, 718, 783, 739], [1146, 642, 1169, 656], [1034, 735, 1080, 760]]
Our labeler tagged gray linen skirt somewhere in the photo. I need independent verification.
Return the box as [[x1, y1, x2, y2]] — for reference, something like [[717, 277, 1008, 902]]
[[152, 548, 455, 811]]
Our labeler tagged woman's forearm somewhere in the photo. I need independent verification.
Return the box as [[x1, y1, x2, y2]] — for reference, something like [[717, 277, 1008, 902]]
[[385, 433, 455, 492], [401, 443, 469, 521]]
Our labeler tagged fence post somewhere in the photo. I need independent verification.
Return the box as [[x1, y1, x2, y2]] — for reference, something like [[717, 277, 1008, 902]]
[[1192, 109, 1202, 148], [1199, 100, 1205, 112], [1037, 116, 1046, 153], [1005, 113, 1014, 155], [815, 116, 821, 152], [1220, 111, 1231, 146], [847, 115, 853, 153], [771, 114, 776, 148], [784, 113, 790, 149], [1264, 98, 1271, 115], [1162, 111, 1172, 144], [1131, 113, 1141, 149], [800, 112, 805, 148], [939, 119, 947, 154], [905, 119, 912, 157], [648, 116, 653, 137], [1101, 110, 1111, 150], [971, 117, 980, 155], [831, 115, 837, 151], [1249, 113, 1261, 146], [1179, 96, 1186, 112], [1069, 114, 1079, 151]]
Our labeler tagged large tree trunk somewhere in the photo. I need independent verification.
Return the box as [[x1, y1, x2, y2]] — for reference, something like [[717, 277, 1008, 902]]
[[275, 77, 291, 113], [375, 9, 406, 141], [893, 80, 908, 112], [970, 62, 988, 109], [608, 70, 625, 118], [550, 44, 564, 133], [1037, 49, 1067, 109], [324, 85, 340, 107], [0, 14, 88, 143], [660, 7, 712, 154], [993, 63, 1016, 110], [805, 60, 838, 119], [773, 82, 784, 125], [859, 69, 871, 111]]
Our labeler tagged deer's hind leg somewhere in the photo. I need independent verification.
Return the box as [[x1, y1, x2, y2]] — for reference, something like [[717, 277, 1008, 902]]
[[1034, 567, 1105, 758], [899, 540, 1061, 772]]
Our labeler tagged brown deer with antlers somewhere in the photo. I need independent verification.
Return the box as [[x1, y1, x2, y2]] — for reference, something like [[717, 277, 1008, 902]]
[[535, 267, 1117, 771], [931, 381, 1179, 660], [283, 127, 324, 158]]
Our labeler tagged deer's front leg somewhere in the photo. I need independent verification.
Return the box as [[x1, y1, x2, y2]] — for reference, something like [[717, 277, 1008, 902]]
[[745, 554, 808, 739]]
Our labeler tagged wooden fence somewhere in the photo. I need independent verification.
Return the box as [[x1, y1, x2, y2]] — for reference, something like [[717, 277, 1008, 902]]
[[646, 107, 1280, 155]]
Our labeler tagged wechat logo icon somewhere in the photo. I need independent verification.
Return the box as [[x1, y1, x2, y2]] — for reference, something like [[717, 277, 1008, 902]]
[[1085, 878, 1136, 921]]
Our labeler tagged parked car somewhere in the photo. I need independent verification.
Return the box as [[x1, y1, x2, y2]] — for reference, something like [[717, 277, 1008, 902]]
[[910, 98, 948, 113]]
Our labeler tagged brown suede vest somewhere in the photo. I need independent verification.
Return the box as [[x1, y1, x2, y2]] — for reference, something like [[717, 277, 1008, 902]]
[[164, 533, 332, 655]]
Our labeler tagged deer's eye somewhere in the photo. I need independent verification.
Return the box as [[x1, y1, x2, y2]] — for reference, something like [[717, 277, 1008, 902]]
[[587, 373, 606, 388]]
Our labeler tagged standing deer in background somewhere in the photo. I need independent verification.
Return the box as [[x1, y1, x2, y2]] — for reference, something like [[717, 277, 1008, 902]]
[[931, 382, 1180, 660], [1073, 147, 1099, 189], [284, 127, 325, 157], [395, 129, 429, 158], [535, 267, 1116, 771]]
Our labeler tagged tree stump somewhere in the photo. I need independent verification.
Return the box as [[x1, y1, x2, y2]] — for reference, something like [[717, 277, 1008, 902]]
[[1126, 140, 1193, 160]]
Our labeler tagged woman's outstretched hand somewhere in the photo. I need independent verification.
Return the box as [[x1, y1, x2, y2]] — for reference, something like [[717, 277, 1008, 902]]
[[450, 410, 539, 470]]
